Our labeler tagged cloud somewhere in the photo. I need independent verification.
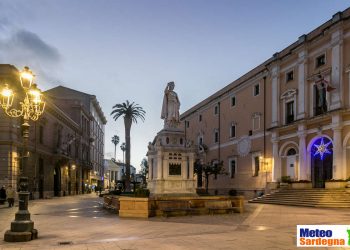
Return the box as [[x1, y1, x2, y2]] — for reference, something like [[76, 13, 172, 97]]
[[0, 29, 62, 89]]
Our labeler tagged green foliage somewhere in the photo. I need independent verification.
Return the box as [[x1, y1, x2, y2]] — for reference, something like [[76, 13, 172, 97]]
[[281, 176, 292, 183], [134, 188, 150, 197], [194, 160, 227, 194]]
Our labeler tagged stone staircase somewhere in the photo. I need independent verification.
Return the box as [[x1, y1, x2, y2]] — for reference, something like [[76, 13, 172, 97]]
[[249, 189, 350, 208]]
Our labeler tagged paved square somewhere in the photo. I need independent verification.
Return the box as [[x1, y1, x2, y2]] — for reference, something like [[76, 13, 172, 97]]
[[0, 194, 349, 249]]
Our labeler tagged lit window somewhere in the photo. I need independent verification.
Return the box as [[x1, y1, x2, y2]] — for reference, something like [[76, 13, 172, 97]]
[[253, 156, 260, 177]]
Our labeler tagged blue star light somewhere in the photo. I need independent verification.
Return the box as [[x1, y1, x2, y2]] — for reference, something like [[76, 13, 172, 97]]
[[313, 138, 332, 160]]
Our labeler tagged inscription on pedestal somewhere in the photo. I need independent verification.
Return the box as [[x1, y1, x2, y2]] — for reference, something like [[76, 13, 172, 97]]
[[169, 163, 181, 175]]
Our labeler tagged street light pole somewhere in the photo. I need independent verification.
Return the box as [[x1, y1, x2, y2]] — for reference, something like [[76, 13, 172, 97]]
[[1, 66, 45, 242]]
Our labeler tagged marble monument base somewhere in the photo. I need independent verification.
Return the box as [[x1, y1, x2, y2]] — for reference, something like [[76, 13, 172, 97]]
[[148, 179, 197, 197]]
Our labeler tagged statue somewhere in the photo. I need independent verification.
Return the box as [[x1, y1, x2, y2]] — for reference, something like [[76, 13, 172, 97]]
[[161, 81, 180, 128]]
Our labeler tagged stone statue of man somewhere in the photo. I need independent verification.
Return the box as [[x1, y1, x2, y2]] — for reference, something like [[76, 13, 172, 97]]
[[161, 81, 180, 127]]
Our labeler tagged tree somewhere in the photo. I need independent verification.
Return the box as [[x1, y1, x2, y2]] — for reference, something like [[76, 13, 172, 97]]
[[111, 100, 145, 191], [194, 160, 226, 194], [111, 135, 120, 160], [139, 158, 149, 185]]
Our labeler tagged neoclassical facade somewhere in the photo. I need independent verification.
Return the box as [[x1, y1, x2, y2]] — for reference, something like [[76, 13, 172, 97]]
[[181, 9, 350, 196]]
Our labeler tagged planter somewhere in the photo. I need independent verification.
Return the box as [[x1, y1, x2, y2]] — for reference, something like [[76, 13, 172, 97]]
[[279, 183, 290, 189], [291, 182, 312, 189], [119, 197, 153, 218], [325, 181, 347, 189]]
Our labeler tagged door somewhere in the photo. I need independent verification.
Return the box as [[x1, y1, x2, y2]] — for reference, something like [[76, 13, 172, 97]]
[[286, 156, 296, 179], [311, 137, 333, 188]]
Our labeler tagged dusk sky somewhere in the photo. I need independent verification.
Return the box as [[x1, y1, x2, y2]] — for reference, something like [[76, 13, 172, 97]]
[[0, 0, 349, 171]]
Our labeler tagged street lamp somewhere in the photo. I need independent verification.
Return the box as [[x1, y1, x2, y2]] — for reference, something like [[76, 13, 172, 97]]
[[259, 156, 270, 194], [2, 66, 45, 242]]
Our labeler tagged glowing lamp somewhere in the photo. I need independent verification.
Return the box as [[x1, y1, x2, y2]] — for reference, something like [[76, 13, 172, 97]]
[[1, 84, 14, 108], [20, 66, 33, 89]]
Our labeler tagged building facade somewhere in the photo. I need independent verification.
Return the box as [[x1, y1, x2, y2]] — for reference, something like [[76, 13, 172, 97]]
[[103, 159, 136, 189], [0, 65, 107, 198], [0, 65, 83, 198], [46, 86, 107, 190], [181, 9, 350, 197]]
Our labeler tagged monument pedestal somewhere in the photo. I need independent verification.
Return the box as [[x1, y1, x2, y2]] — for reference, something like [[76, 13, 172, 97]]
[[147, 128, 197, 197]]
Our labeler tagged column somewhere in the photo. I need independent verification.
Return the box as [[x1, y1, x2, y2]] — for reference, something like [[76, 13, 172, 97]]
[[297, 50, 307, 119], [271, 65, 279, 127], [156, 153, 163, 180], [332, 114, 343, 179], [298, 125, 308, 180], [330, 30, 342, 110], [148, 157, 153, 180], [271, 132, 280, 182]]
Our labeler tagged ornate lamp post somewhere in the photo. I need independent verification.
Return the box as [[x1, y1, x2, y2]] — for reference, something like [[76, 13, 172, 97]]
[[2, 66, 45, 242]]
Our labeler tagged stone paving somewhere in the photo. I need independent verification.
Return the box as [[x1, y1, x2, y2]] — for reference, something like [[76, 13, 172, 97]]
[[0, 193, 349, 249]]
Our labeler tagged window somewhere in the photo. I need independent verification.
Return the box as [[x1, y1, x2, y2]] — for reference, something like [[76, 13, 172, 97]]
[[230, 123, 236, 138], [252, 113, 261, 131], [316, 54, 326, 68], [254, 84, 260, 96], [287, 148, 297, 156], [253, 156, 260, 177], [231, 96, 236, 107], [199, 114, 202, 122], [286, 101, 294, 124], [39, 126, 44, 144], [198, 136, 203, 145], [186, 121, 190, 128], [229, 159, 236, 178], [214, 105, 218, 115], [214, 130, 219, 143], [286, 71, 294, 82], [314, 84, 327, 116]]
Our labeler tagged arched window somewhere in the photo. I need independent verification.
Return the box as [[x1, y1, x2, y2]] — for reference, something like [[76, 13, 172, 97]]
[[287, 148, 297, 156]]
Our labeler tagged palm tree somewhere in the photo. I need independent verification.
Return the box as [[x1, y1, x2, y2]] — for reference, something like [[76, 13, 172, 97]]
[[120, 142, 126, 165], [111, 135, 120, 160], [111, 100, 145, 191]]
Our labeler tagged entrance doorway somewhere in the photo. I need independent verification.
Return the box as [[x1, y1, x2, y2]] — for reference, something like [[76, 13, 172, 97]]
[[311, 137, 333, 188], [54, 167, 61, 196], [286, 148, 297, 180]]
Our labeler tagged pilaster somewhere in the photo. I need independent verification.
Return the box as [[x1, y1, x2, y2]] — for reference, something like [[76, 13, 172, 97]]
[[271, 65, 280, 127], [297, 50, 307, 119], [297, 124, 308, 180]]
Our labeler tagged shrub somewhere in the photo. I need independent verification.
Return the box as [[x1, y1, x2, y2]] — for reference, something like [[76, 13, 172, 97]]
[[134, 188, 150, 198], [281, 176, 292, 183]]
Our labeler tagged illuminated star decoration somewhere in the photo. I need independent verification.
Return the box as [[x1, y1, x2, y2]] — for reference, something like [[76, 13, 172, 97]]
[[313, 138, 332, 160]]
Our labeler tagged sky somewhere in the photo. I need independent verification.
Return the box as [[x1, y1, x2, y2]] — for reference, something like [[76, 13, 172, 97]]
[[0, 0, 349, 171]]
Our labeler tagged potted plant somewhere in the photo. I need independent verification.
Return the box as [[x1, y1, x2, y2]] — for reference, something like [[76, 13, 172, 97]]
[[280, 176, 292, 189]]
